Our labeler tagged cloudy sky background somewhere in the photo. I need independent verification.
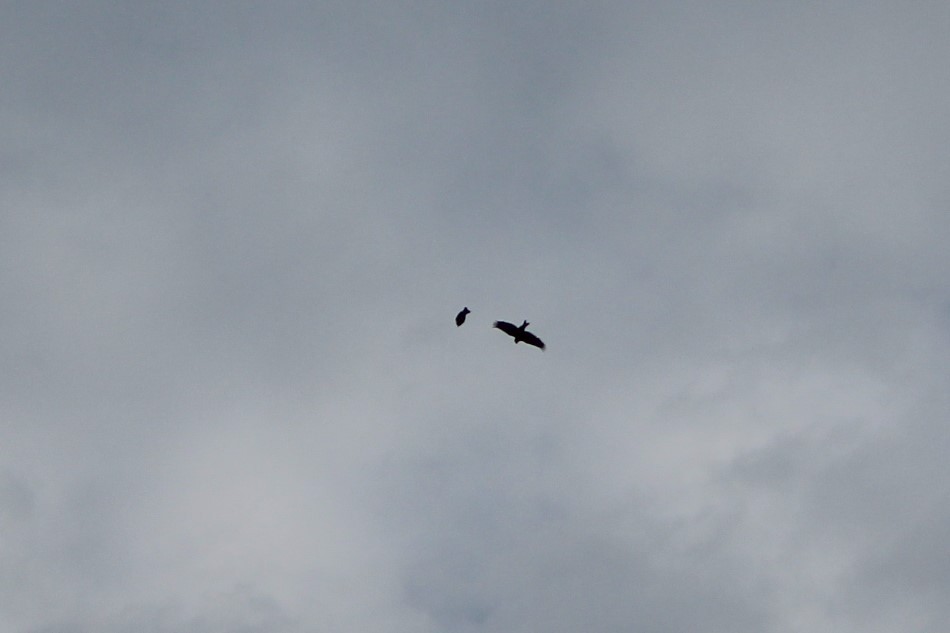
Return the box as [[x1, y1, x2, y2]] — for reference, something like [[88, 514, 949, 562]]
[[2, 2, 950, 631]]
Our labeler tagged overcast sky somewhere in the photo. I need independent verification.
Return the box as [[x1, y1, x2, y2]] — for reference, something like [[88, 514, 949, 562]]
[[2, 2, 950, 632]]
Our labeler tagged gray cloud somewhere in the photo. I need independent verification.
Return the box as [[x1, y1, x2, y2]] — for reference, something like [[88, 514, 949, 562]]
[[2, 1, 949, 632]]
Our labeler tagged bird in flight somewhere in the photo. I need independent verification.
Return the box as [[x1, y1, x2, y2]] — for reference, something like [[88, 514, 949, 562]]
[[493, 319, 545, 350], [455, 307, 471, 327]]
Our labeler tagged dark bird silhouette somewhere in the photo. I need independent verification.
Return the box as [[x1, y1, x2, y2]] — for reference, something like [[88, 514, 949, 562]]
[[493, 319, 545, 350], [455, 307, 471, 326]]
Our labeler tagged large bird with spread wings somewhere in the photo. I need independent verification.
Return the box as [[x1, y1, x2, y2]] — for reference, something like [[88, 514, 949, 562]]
[[493, 319, 545, 350]]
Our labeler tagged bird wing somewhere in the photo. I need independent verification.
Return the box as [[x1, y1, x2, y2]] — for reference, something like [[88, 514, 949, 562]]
[[519, 330, 546, 350], [493, 321, 519, 337]]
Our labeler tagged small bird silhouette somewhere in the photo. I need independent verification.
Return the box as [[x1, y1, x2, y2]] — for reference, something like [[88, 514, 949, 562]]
[[493, 319, 545, 350], [455, 307, 471, 327]]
